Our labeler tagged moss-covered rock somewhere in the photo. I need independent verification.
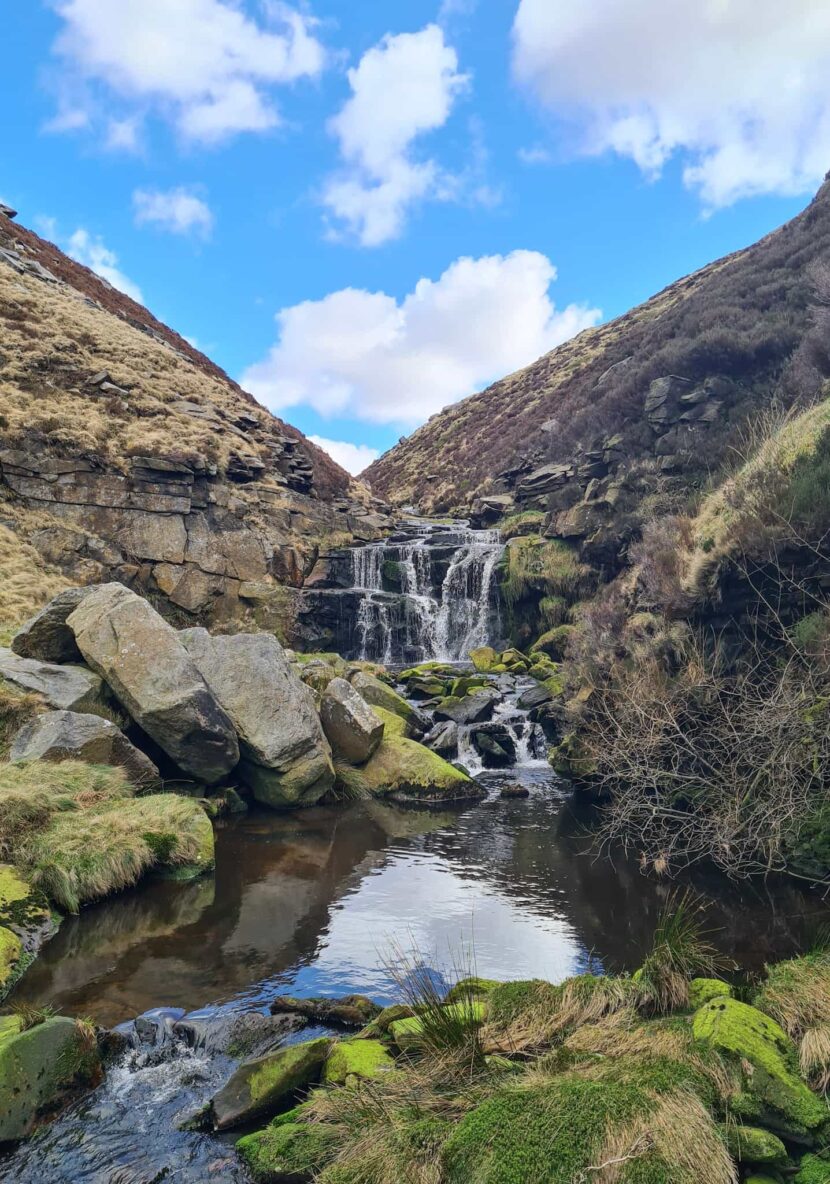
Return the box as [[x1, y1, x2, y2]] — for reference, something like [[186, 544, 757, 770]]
[[324, 1039, 395, 1085], [795, 1152, 830, 1182], [692, 997, 827, 1137], [237, 1120, 338, 1183], [548, 731, 596, 780], [469, 646, 498, 672], [688, 978, 733, 1008], [211, 1037, 332, 1131], [334, 729, 483, 806], [0, 864, 53, 972], [0, 927, 22, 1001], [389, 1001, 486, 1052], [720, 1123, 787, 1165], [531, 625, 576, 661], [0, 1014, 101, 1144], [444, 977, 500, 1003], [358, 1003, 416, 1038], [349, 672, 425, 735], [449, 676, 490, 698]]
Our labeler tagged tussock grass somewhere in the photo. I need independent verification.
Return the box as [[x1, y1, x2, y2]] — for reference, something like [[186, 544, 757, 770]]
[[482, 975, 636, 1057], [637, 890, 727, 1014], [756, 950, 830, 1089], [0, 760, 211, 912], [384, 942, 485, 1066], [502, 536, 595, 608]]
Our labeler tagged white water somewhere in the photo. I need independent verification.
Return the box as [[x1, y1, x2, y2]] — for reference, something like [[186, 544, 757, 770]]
[[350, 522, 504, 663]]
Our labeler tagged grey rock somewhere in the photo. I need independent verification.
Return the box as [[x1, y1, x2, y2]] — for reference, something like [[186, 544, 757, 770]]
[[11, 586, 93, 662], [517, 683, 554, 711], [210, 1037, 331, 1131], [434, 689, 499, 725], [424, 719, 459, 757], [0, 648, 110, 715], [10, 710, 161, 790], [320, 677, 385, 765], [179, 629, 334, 807], [67, 584, 239, 785]]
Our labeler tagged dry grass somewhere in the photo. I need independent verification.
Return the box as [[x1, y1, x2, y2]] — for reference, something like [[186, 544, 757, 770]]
[[482, 975, 636, 1057], [0, 522, 70, 635], [583, 1090, 737, 1184], [0, 759, 130, 855], [502, 536, 595, 608], [756, 951, 830, 1089]]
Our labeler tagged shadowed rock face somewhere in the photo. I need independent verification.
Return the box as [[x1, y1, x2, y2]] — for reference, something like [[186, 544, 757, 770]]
[[10, 587, 91, 663], [179, 628, 335, 808], [66, 583, 239, 785], [0, 649, 110, 715], [320, 677, 385, 765]]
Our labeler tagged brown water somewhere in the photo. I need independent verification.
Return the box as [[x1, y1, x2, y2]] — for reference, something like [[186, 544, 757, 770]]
[[11, 768, 830, 1027]]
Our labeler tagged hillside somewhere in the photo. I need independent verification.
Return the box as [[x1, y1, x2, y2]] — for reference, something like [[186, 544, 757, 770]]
[[364, 175, 830, 524], [0, 208, 389, 634]]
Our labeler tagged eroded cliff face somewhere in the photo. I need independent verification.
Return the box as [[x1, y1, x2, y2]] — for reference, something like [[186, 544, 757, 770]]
[[0, 209, 391, 636]]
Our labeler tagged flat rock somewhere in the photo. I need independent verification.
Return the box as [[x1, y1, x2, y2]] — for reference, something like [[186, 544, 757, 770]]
[[320, 677, 385, 765], [180, 629, 334, 807], [433, 689, 499, 725], [67, 584, 239, 785], [210, 1036, 331, 1131], [0, 648, 109, 715], [10, 710, 161, 790], [10, 587, 93, 662]]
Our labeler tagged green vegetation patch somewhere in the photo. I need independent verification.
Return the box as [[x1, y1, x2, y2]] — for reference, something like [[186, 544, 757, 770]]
[[324, 1039, 395, 1085], [334, 731, 476, 804], [237, 1121, 338, 1182], [720, 1123, 787, 1166]]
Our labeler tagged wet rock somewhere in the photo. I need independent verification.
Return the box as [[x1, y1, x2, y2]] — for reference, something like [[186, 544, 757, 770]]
[[210, 1036, 332, 1131], [67, 584, 239, 785], [335, 729, 484, 806], [10, 587, 93, 663], [180, 629, 334, 807], [10, 710, 161, 789], [424, 719, 459, 758], [471, 724, 517, 768], [270, 995, 381, 1028], [174, 1011, 304, 1058], [434, 689, 499, 726], [500, 783, 530, 799], [134, 1008, 186, 1046], [0, 649, 110, 715], [320, 677, 385, 765], [349, 671, 429, 737], [517, 683, 553, 711], [0, 1015, 102, 1144]]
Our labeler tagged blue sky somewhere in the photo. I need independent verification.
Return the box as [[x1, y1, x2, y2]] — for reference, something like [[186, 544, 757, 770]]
[[4, 1, 829, 473]]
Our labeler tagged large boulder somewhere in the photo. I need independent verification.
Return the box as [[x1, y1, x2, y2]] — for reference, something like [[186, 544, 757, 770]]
[[66, 585, 239, 785], [320, 678, 385, 765], [433, 689, 500, 726], [349, 671, 429, 737], [210, 1037, 331, 1131], [10, 710, 161, 790], [334, 728, 484, 806], [0, 1015, 101, 1144], [180, 629, 334, 808], [0, 649, 110, 715], [10, 587, 92, 663]]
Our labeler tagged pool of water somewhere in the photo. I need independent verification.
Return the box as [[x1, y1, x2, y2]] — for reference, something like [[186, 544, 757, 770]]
[[10, 767, 830, 1025]]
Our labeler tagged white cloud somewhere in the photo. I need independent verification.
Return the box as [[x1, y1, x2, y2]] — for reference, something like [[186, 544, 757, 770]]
[[105, 116, 141, 152], [49, 0, 325, 145], [512, 0, 830, 207], [133, 187, 214, 237], [518, 144, 552, 166], [241, 250, 600, 425], [322, 24, 468, 245], [308, 436, 380, 475], [67, 228, 144, 303]]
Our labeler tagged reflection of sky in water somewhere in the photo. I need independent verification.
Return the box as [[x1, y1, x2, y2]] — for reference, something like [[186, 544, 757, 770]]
[[286, 846, 588, 1003]]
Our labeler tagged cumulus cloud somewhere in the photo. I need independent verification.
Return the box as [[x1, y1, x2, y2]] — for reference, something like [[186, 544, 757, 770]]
[[308, 436, 380, 475], [49, 0, 325, 145], [133, 187, 214, 237], [67, 228, 144, 303], [512, 0, 830, 207], [322, 24, 468, 245], [241, 250, 600, 425]]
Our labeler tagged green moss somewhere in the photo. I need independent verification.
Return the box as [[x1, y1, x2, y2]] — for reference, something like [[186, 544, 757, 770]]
[[450, 675, 490, 697], [795, 1152, 830, 1183], [390, 1001, 485, 1051], [237, 1121, 338, 1182], [444, 977, 501, 1003], [486, 979, 562, 1026], [688, 978, 733, 1008], [247, 1039, 331, 1105], [0, 926, 22, 998], [442, 1056, 712, 1184], [324, 1039, 395, 1085], [372, 706, 406, 738], [334, 730, 478, 804], [359, 1003, 415, 1038], [692, 997, 827, 1135], [720, 1123, 787, 1165], [530, 625, 576, 661], [470, 646, 498, 672]]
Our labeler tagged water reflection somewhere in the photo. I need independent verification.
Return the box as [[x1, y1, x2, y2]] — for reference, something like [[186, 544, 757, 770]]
[[11, 769, 830, 1027]]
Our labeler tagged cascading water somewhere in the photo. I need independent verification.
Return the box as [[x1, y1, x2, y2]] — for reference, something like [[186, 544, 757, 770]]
[[349, 520, 503, 663]]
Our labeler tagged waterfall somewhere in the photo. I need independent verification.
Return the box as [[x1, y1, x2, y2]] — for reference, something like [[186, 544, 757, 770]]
[[349, 520, 503, 664]]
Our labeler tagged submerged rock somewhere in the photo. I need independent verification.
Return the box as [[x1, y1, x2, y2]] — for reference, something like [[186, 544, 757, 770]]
[[10, 709, 161, 790], [67, 584, 239, 785], [211, 1037, 332, 1131], [270, 995, 381, 1028], [180, 629, 334, 808], [0, 1015, 101, 1144], [320, 677, 385, 765], [10, 587, 92, 663]]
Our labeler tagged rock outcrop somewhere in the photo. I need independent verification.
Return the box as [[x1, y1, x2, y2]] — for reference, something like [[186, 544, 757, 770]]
[[10, 710, 161, 789], [179, 629, 334, 807], [10, 587, 91, 662], [66, 584, 239, 784]]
